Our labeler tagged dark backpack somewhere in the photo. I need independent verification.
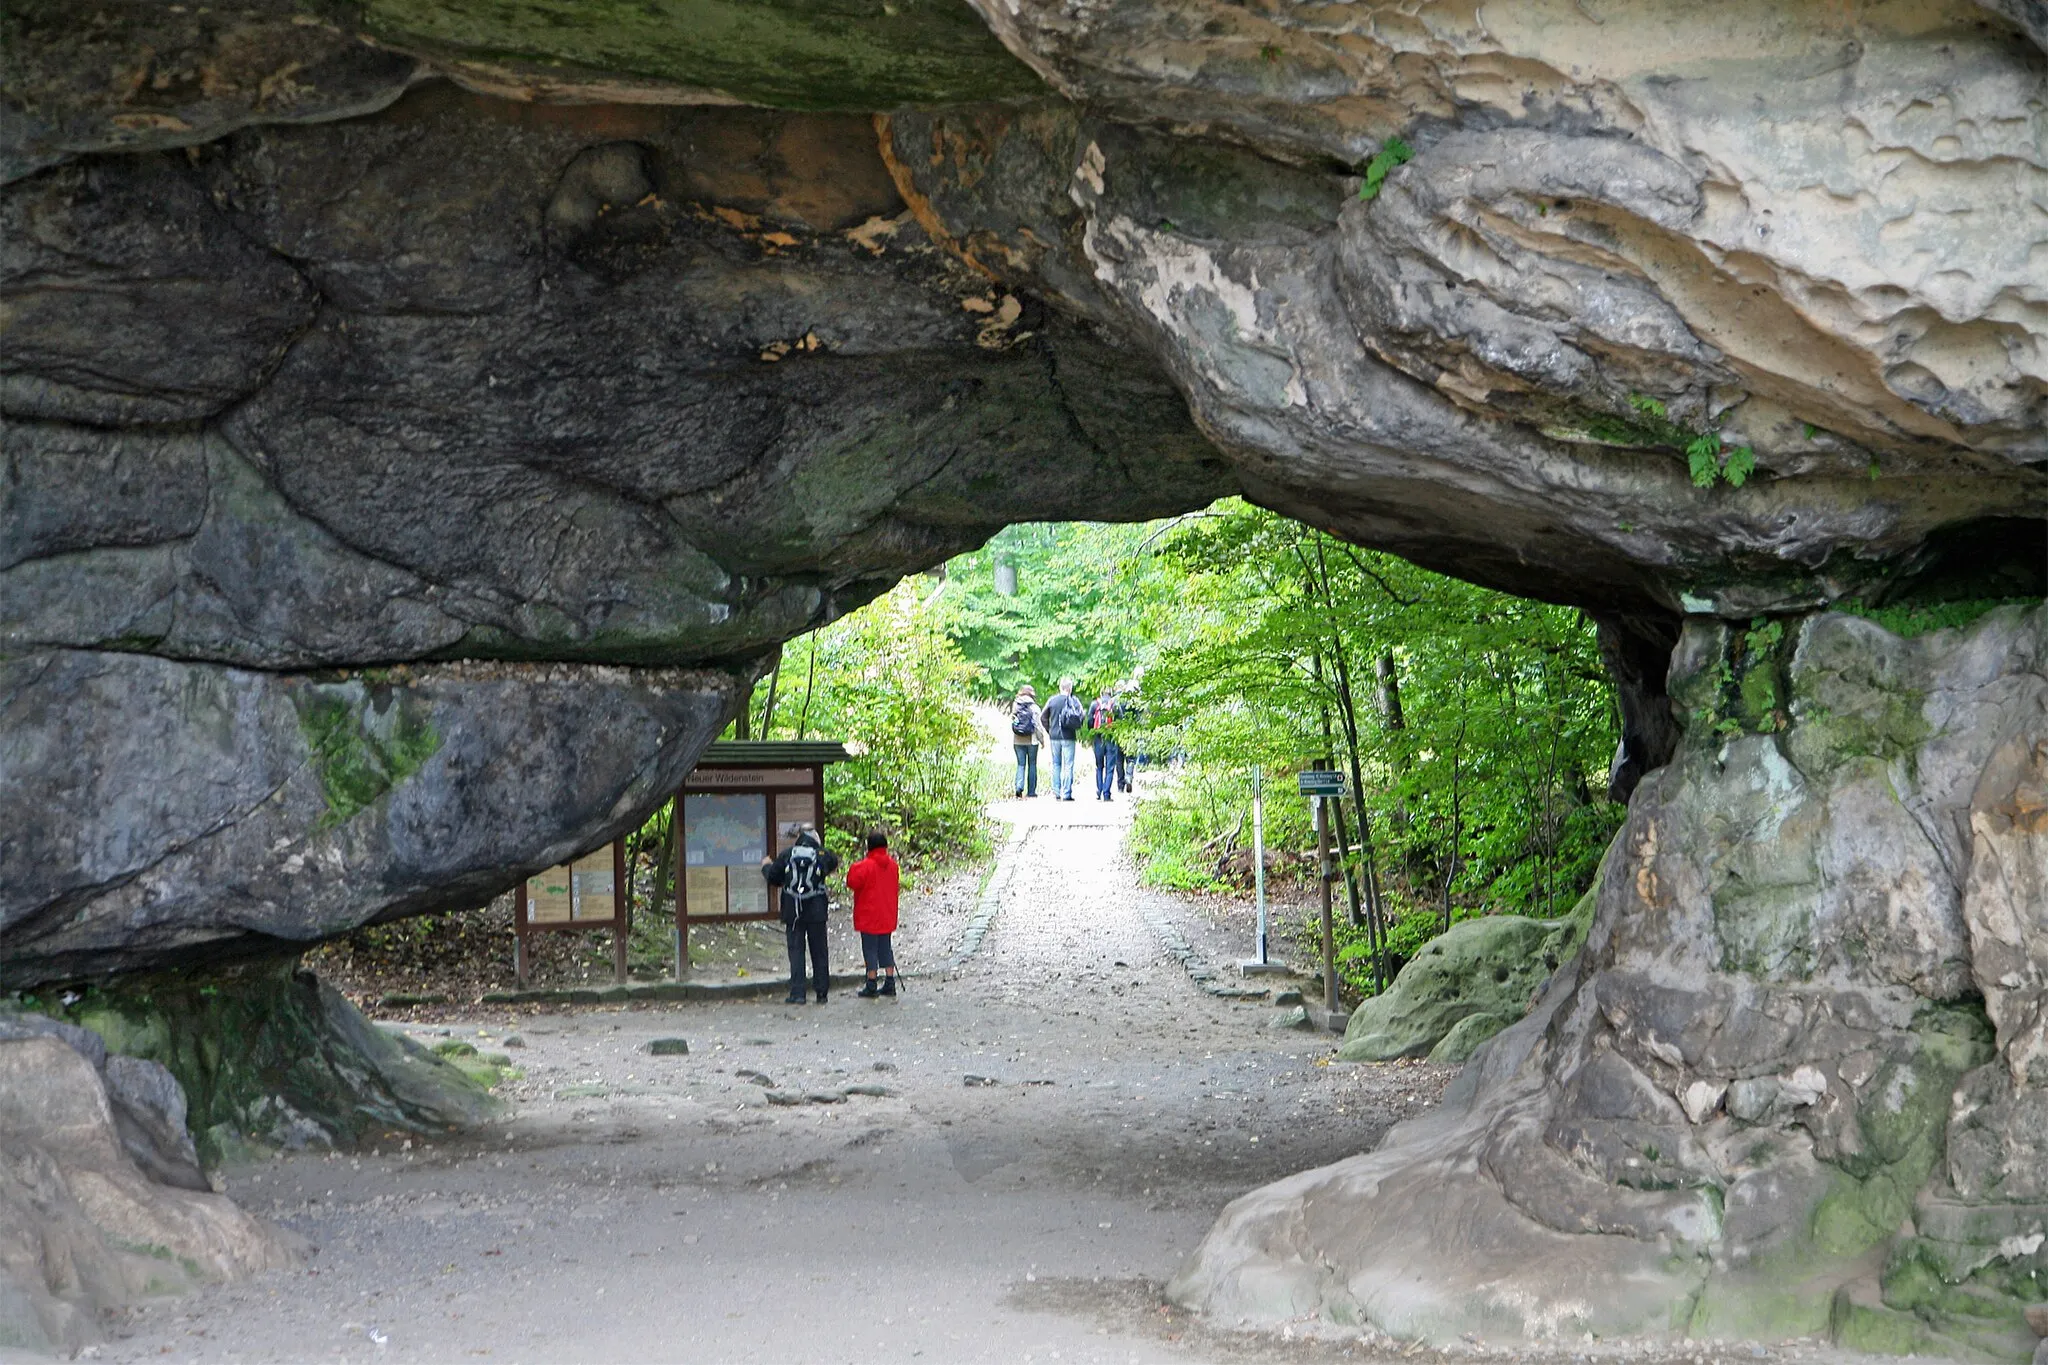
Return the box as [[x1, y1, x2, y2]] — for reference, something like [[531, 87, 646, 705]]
[[1011, 700, 1036, 736]]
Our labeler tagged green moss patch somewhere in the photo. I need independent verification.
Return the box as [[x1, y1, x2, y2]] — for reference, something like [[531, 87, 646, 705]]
[[294, 686, 440, 828], [1835, 598, 2039, 640], [364, 0, 1044, 110], [1337, 898, 1588, 1062], [27, 960, 500, 1165]]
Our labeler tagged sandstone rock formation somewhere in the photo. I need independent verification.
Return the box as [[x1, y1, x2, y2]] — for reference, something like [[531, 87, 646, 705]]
[[0, 1033, 304, 1354], [1174, 604, 2048, 1359], [2, 0, 2044, 1354], [1, 90, 1229, 984], [38, 961, 504, 1162]]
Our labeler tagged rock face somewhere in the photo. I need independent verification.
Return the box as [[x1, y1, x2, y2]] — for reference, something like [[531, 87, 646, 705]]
[[0, 1009, 207, 1190], [1, 652, 746, 985], [1172, 604, 2048, 1359], [0, 1034, 304, 1355], [1, 91, 1230, 983], [36, 961, 504, 1163], [1, 3, 2045, 1353]]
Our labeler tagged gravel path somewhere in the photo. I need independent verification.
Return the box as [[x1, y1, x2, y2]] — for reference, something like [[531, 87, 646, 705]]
[[87, 784, 1885, 1365]]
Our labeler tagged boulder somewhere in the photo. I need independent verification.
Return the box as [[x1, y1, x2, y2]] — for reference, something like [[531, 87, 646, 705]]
[[1174, 604, 2048, 1359], [0, 651, 747, 985], [0, 1037, 304, 1355], [1339, 897, 1593, 1063], [0, 1008, 205, 1192]]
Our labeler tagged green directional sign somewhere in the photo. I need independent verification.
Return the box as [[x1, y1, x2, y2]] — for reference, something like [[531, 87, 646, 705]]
[[1297, 770, 1348, 797]]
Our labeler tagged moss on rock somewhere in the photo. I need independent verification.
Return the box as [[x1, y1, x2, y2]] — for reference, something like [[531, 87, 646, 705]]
[[26, 960, 501, 1165], [294, 685, 441, 828], [365, 0, 1044, 109], [1337, 893, 1591, 1062]]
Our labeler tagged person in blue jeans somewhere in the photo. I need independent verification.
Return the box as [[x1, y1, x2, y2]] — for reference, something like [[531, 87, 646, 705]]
[[1009, 685, 1045, 797], [1088, 687, 1121, 800], [1041, 677, 1087, 801]]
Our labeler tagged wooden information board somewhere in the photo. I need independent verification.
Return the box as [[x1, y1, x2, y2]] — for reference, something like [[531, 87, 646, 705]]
[[673, 743, 840, 974], [513, 839, 629, 985]]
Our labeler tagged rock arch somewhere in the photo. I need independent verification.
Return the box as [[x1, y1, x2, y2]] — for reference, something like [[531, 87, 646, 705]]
[[2, 0, 2044, 1354]]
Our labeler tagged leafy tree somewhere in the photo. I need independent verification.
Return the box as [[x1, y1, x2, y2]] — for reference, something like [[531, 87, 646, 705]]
[[935, 521, 1176, 700], [1130, 501, 1621, 994], [739, 577, 991, 869]]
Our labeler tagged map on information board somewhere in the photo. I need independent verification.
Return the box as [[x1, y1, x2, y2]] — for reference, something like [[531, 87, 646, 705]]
[[685, 793, 765, 868]]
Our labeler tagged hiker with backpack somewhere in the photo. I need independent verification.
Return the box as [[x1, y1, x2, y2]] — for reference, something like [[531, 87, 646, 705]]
[[761, 826, 840, 1004], [1089, 686, 1122, 801], [1042, 678, 1087, 801], [1009, 684, 1046, 797], [846, 828, 902, 998]]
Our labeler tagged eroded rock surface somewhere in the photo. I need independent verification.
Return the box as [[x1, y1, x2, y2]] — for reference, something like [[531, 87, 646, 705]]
[[1, 91, 1229, 984], [1173, 605, 2048, 1359], [0, 1036, 304, 1355], [2, 5, 2045, 1351]]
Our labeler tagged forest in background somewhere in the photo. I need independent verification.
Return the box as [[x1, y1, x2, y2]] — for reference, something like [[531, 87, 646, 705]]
[[722, 501, 1625, 997], [320, 502, 1623, 1000]]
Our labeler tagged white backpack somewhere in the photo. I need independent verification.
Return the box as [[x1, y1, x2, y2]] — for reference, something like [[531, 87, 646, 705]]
[[785, 841, 824, 899]]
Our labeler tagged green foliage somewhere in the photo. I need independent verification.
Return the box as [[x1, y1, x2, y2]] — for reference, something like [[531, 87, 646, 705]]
[[1836, 597, 2037, 640], [1356, 137, 1413, 201], [1132, 501, 1623, 995], [1610, 393, 1756, 488], [742, 578, 992, 868], [935, 521, 1175, 701]]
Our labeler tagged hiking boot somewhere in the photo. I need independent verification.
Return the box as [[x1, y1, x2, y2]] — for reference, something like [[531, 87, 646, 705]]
[[879, 976, 897, 997], [783, 993, 805, 1005], [814, 992, 828, 1004], [856, 980, 881, 998]]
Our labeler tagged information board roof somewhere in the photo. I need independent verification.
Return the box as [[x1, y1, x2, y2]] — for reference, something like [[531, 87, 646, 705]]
[[697, 740, 852, 767]]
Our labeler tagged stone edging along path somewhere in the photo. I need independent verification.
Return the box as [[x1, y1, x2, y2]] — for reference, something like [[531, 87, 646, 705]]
[[939, 820, 1029, 971]]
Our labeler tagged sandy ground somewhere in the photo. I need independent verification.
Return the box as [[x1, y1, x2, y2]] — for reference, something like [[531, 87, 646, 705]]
[[84, 747, 1888, 1365]]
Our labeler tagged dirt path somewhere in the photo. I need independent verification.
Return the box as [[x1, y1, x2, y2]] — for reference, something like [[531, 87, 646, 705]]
[[86, 764, 1857, 1365]]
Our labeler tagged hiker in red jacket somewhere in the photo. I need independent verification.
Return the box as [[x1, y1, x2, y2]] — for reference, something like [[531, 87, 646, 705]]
[[846, 829, 902, 999]]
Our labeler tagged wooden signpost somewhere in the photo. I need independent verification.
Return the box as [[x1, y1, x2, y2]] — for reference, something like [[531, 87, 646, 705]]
[[1299, 767, 1350, 1028], [513, 839, 629, 987], [672, 740, 850, 976]]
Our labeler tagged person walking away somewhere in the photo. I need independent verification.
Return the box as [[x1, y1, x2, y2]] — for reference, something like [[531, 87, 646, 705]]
[[1089, 687, 1122, 801], [762, 826, 839, 1003], [1009, 685, 1045, 797], [846, 829, 902, 998], [1112, 684, 1141, 791], [1042, 678, 1086, 801]]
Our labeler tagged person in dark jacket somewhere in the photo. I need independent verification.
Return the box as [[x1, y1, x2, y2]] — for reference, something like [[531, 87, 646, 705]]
[[762, 826, 839, 1003], [1088, 687, 1122, 801], [1009, 685, 1046, 797], [1042, 678, 1087, 801], [846, 829, 902, 998]]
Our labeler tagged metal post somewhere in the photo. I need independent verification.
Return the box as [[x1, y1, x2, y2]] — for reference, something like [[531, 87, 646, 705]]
[[1240, 765, 1288, 979], [1317, 794, 1338, 1014], [1252, 765, 1268, 962]]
